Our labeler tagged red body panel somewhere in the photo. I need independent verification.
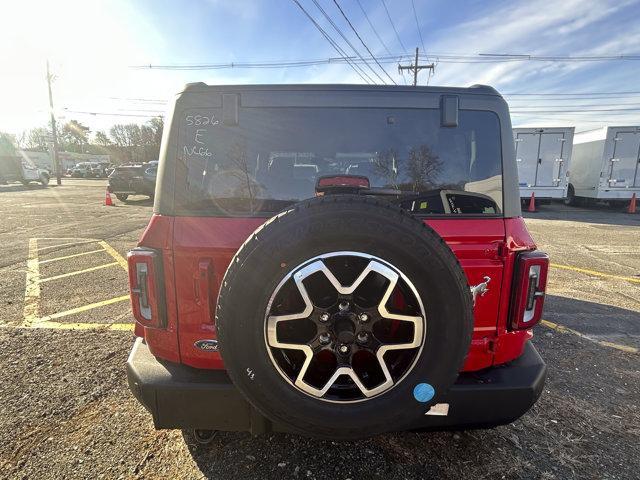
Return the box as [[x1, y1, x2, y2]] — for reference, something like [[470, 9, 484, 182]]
[[135, 215, 180, 362], [423, 219, 505, 370], [172, 217, 264, 369], [135, 214, 538, 372]]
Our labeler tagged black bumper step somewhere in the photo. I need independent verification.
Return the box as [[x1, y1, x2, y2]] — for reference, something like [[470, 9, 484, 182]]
[[127, 338, 546, 434]]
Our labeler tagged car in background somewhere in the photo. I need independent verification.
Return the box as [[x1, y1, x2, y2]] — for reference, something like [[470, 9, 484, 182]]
[[0, 156, 49, 186], [107, 163, 157, 201], [71, 162, 93, 178], [89, 164, 103, 177], [89, 163, 112, 178]]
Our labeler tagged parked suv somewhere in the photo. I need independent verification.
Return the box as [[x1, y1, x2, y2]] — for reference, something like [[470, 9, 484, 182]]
[[126, 84, 548, 441], [107, 163, 157, 201], [71, 162, 92, 178]]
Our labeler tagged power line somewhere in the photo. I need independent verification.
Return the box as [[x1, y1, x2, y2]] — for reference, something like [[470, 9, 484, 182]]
[[411, 0, 426, 53], [507, 102, 640, 107], [332, 0, 397, 85], [309, 0, 382, 84], [512, 115, 636, 125], [116, 108, 166, 113], [290, 0, 372, 84], [63, 110, 164, 118], [380, 0, 408, 54], [106, 96, 166, 103], [510, 108, 640, 113], [130, 52, 640, 71], [356, 0, 393, 56], [504, 90, 640, 96]]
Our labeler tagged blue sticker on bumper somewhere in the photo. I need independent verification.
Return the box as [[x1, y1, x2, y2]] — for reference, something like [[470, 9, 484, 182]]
[[413, 383, 435, 403]]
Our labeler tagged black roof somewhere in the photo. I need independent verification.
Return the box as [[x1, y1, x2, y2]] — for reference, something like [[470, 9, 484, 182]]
[[179, 83, 501, 97]]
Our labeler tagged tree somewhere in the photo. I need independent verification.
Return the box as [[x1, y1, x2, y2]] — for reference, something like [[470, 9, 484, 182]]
[[404, 145, 443, 191], [60, 120, 90, 153], [22, 127, 50, 151], [372, 148, 400, 189], [93, 130, 111, 146], [108, 117, 163, 164], [148, 116, 164, 146], [0, 132, 18, 155]]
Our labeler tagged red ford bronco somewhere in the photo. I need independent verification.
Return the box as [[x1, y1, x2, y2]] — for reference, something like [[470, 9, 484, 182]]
[[126, 84, 548, 441]]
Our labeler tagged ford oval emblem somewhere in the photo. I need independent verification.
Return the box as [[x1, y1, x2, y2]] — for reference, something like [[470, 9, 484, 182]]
[[194, 339, 219, 352]]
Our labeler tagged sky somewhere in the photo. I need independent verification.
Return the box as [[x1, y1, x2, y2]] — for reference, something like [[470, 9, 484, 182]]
[[1, 0, 639, 137]]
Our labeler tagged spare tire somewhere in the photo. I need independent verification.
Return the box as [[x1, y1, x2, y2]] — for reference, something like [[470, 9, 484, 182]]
[[216, 195, 473, 439]]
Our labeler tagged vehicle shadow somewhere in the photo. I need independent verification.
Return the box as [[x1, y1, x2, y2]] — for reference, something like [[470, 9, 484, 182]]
[[0, 183, 48, 193], [119, 197, 154, 207], [522, 201, 639, 227], [543, 294, 640, 350]]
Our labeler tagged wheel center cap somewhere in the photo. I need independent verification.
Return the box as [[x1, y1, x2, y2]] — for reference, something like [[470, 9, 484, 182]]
[[333, 316, 355, 344], [337, 330, 355, 344]]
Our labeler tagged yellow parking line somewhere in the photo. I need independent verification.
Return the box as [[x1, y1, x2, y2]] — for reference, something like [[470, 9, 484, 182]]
[[28, 321, 133, 331], [22, 237, 133, 330], [550, 263, 640, 284], [541, 320, 638, 354], [36, 239, 99, 252], [38, 248, 105, 264], [99, 241, 128, 271], [36, 237, 100, 241], [38, 262, 119, 283], [23, 238, 40, 326], [33, 295, 130, 323]]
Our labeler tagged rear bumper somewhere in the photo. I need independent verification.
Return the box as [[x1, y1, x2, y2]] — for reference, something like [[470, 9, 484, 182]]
[[127, 338, 546, 434]]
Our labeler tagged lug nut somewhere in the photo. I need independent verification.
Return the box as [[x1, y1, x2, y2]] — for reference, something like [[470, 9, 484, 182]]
[[319, 312, 330, 322], [338, 301, 350, 312], [319, 333, 331, 345], [356, 332, 369, 344], [358, 313, 369, 322], [338, 344, 350, 354]]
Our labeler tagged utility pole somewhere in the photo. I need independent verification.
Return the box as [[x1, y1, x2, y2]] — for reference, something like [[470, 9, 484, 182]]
[[398, 47, 434, 86], [46, 60, 62, 185]]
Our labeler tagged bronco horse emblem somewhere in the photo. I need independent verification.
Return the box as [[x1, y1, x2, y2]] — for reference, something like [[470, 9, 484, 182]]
[[470, 276, 491, 305]]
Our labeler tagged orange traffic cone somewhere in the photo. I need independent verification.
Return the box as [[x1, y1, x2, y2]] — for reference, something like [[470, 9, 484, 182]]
[[628, 193, 637, 214], [527, 192, 536, 212], [104, 188, 114, 206]]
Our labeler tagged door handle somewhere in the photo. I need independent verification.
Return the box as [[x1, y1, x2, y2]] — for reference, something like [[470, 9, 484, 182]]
[[538, 158, 542, 164], [194, 259, 215, 323]]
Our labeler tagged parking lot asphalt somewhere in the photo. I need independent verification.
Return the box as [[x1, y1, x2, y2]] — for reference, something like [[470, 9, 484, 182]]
[[0, 181, 638, 480]]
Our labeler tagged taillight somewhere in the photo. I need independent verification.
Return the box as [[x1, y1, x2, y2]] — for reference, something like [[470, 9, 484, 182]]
[[128, 247, 167, 328], [510, 251, 549, 330]]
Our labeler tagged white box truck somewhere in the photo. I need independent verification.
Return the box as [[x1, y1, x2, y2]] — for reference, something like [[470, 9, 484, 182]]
[[568, 126, 640, 205], [513, 127, 574, 201]]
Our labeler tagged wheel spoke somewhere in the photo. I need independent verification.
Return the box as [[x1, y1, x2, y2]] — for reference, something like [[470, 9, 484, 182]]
[[376, 272, 423, 347]]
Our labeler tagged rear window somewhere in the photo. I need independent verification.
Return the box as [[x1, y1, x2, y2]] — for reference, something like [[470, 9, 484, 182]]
[[173, 107, 503, 216]]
